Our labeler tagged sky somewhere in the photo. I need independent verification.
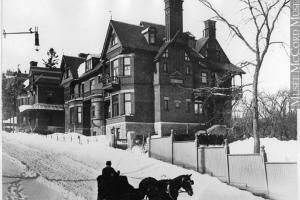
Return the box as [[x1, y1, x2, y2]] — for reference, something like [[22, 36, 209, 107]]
[[1, 0, 290, 93]]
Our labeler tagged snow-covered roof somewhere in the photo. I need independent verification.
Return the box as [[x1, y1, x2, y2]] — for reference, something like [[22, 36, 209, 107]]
[[19, 103, 64, 112], [87, 54, 101, 60]]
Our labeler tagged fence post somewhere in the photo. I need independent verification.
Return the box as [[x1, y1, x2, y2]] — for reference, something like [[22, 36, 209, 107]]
[[195, 134, 199, 172], [224, 139, 230, 183], [261, 145, 269, 195], [148, 132, 151, 157], [57, 135, 58, 141], [199, 146, 205, 174], [260, 145, 268, 162], [170, 130, 174, 164]]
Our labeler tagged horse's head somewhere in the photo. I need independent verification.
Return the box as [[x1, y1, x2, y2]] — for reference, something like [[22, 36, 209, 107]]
[[180, 174, 194, 196]]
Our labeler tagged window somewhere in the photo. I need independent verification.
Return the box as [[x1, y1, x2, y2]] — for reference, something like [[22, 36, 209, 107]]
[[124, 93, 132, 115], [111, 32, 118, 46], [201, 72, 207, 84], [149, 32, 155, 44], [90, 79, 95, 90], [164, 97, 169, 111], [186, 99, 191, 113], [86, 59, 92, 72], [91, 106, 95, 118], [124, 57, 131, 76], [194, 102, 203, 115], [162, 49, 168, 58], [70, 107, 75, 124], [65, 69, 70, 79], [163, 62, 168, 73], [112, 59, 119, 77], [186, 65, 191, 75], [77, 107, 82, 123], [112, 95, 119, 117], [185, 52, 190, 61]]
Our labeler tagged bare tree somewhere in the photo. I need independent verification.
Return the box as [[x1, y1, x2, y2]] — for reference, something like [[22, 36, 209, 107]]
[[199, 0, 290, 152]]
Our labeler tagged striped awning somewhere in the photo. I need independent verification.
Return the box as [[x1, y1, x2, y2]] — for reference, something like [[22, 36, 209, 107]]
[[19, 103, 64, 112]]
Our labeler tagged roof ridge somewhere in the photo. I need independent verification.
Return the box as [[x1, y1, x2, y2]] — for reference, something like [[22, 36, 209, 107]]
[[140, 21, 165, 27], [110, 19, 143, 28], [63, 55, 85, 60]]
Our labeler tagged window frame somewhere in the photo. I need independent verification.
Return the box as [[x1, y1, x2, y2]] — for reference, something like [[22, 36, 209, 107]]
[[77, 106, 82, 124], [123, 57, 131, 76], [112, 94, 119, 117], [162, 49, 169, 58], [163, 62, 168, 73], [164, 97, 169, 111], [194, 102, 203, 115], [112, 59, 119, 77], [91, 106, 96, 118], [201, 72, 208, 84], [124, 93, 132, 115], [186, 65, 191, 75], [184, 52, 190, 61]]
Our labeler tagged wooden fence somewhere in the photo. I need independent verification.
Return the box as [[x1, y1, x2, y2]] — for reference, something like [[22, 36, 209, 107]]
[[149, 133, 297, 200]]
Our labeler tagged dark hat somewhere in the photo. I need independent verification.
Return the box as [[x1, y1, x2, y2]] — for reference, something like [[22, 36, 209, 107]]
[[106, 161, 112, 166]]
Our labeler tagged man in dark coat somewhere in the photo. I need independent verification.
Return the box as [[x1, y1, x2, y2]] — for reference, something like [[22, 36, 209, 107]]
[[102, 161, 120, 179], [97, 161, 120, 200]]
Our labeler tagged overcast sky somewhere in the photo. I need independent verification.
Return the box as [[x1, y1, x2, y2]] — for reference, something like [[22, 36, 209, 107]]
[[2, 0, 290, 93]]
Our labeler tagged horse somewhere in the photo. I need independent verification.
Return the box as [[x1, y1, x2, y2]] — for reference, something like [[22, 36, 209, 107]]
[[139, 174, 194, 200]]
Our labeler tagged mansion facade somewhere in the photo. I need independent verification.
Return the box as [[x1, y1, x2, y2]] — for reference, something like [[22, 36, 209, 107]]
[[17, 0, 244, 138]]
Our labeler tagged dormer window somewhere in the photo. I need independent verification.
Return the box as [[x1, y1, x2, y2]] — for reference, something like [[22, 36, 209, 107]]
[[184, 52, 190, 61], [149, 32, 156, 44], [86, 59, 92, 72], [162, 49, 169, 58], [142, 27, 156, 44]]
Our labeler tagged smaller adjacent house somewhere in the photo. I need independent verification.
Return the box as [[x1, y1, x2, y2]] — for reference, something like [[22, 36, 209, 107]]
[[17, 61, 65, 133]]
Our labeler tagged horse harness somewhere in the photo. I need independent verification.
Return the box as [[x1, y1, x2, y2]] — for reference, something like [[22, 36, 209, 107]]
[[166, 180, 186, 200]]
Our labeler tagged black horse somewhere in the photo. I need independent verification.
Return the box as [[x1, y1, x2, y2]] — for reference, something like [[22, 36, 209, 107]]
[[139, 174, 194, 200]]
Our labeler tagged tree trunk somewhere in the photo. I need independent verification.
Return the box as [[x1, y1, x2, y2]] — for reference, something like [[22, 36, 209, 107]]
[[252, 68, 260, 153]]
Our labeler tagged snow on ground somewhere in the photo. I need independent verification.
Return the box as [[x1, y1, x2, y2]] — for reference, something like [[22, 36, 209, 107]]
[[1, 132, 268, 200], [230, 137, 297, 162]]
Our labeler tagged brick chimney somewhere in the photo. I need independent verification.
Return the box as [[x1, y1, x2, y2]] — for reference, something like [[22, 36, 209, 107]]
[[164, 0, 184, 41], [30, 61, 38, 67], [203, 20, 216, 39]]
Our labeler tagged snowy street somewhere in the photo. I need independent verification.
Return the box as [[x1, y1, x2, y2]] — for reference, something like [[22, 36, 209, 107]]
[[2, 132, 268, 200]]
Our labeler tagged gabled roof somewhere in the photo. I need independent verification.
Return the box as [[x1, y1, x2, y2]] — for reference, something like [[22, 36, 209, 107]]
[[101, 20, 166, 58], [154, 30, 181, 61], [195, 37, 209, 52], [60, 55, 85, 79]]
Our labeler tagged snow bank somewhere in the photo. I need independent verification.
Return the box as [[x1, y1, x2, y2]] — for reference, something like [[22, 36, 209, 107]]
[[3, 132, 268, 200], [230, 137, 297, 162]]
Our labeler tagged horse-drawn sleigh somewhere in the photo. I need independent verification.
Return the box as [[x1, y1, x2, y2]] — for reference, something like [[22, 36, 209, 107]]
[[97, 174, 194, 200]]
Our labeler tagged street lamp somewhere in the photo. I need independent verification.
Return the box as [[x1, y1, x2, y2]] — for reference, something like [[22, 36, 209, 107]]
[[2, 27, 40, 51]]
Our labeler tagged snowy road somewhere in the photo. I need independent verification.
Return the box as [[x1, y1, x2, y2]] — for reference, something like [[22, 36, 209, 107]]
[[2, 132, 267, 200]]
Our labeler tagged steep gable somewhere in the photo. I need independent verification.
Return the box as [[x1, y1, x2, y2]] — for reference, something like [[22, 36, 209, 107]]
[[101, 20, 166, 59]]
